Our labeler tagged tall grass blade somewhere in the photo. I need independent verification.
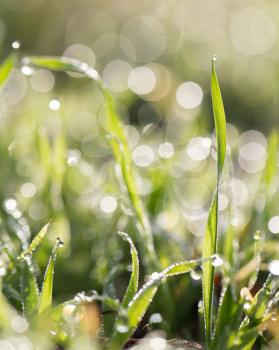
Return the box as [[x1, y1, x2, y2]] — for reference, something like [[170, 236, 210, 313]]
[[20, 260, 39, 318], [38, 238, 63, 314], [202, 58, 227, 344], [118, 232, 139, 308], [0, 53, 17, 90], [20, 223, 50, 259]]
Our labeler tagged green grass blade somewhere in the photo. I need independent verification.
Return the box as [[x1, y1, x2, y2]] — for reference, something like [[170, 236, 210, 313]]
[[202, 58, 227, 344], [0, 53, 17, 90], [237, 274, 275, 350], [20, 259, 39, 318], [212, 284, 235, 349], [264, 131, 278, 189], [241, 274, 273, 328], [22, 56, 82, 73], [103, 91, 155, 261], [110, 257, 211, 350], [19, 223, 50, 259], [38, 238, 63, 314], [118, 232, 139, 308], [24, 56, 156, 267]]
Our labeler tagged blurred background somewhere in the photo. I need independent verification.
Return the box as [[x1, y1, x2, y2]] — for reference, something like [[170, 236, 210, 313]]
[[0, 0, 279, 343]]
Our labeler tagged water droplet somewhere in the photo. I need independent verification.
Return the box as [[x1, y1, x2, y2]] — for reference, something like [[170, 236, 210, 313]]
[[212, 54, 218, 61], [150, 272, 160, 280], [253, 230, 263, 241], [56, 237, 64, 248], [63, 304, 77, 322], [243, 301, 252, 311], [21, 66, 34, 76], [240, 287, 253, 301], [48, 99, 60, 111], [149, 313, 163, 324], [12, 40, 21, 50], [190, 267, 202, 281], [0, 266, 6, 277], [198, 300, 204, 312], [116, 324, 129, 333], [23, 253, 32, 264], [212, 254, 223, 267], [4, 198, 17, 212]]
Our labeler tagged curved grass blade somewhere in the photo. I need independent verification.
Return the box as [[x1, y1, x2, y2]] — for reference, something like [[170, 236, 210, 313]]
[[24, 56, 156, 267], [202, 58, 227, 344], [19, 223, 50, 259], [38, 238, 63, 314], [118, 232, 139, 308], [0, 53, 17, 90], [20, 259, 39, 318], [109, 257, 212, 350]]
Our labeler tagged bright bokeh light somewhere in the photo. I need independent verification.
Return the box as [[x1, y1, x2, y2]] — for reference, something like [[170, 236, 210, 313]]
[[103, 60, 132, 92], [176, 82, 203, 109], [31, 69, 55, 93], [269, 259, 279, 276], [100, 196, 117, 213], [187, 137, 211, 161], [128, 66, 156, 95], [48, 99, 60, 111], [132, 145, 154, 167], [158, 142, 174, 159], [230, 7, 276, 55], [268, 216, 279, 234]]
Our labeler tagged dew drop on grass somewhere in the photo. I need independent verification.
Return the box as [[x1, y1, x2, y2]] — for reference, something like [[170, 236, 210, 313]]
[[190, 267, 202, 281], [149, 313, 163, 324], [240, 287, 253, 301], [243, 301, 252, 311], [21, 66, 34, 76], [0, 266, 6, 277], [212, 254, 223, 267], [23, 253, 32, 264], [253, 230, 263, 241], [12, 40, 21, 50], [56, 237, 64, 248], [116, 324, 129, 333], [49, 99, 60, 111], [212, 54, 218, 61]]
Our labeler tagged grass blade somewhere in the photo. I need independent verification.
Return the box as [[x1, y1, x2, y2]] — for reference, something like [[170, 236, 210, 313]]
[[20, 223, 50, 259], [0, 53, 17, 90], [38, 238, 63, 314], [118, 232, 139, 308], [202, 58, 227, 344], [212, 284, 235, 349], [237, 274, 275, 350], [110, 257, 212, 350], [264, 131, 278, 189], [20, 259, 39, 318]]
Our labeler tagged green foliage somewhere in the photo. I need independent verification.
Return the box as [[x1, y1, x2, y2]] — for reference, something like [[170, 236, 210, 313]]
[[0, 52, 277, 350], [0, 53, 17, 89], [202, 59, 227, 344]]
